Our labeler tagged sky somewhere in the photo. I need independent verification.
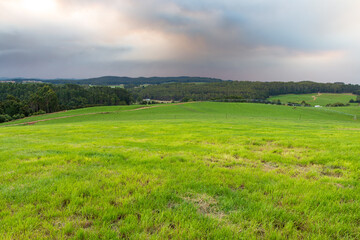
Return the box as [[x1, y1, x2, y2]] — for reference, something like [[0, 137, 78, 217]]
[[0, 0, 359, 83]]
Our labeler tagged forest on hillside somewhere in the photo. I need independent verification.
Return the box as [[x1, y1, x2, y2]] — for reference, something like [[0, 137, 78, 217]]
[[0, 83, 131, 122], [131, 81, 360, 101]]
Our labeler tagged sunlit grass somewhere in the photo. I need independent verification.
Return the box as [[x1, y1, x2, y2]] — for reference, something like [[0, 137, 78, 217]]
[[0, 102, 359, 239], [268, 93, 357, 106]]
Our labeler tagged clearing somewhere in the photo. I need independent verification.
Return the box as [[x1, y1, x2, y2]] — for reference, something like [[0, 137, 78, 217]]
[[268, 93, 357, 106]]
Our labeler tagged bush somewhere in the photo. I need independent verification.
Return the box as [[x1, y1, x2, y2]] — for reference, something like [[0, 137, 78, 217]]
[[181, 97, 191, 102], [12, 114, 25, 120], [32, 110, 46, 116], [326, 102, 346, 107], [0, 115, 6, 123], [0, 114, 12, 123], [301, 101, 311, 107]]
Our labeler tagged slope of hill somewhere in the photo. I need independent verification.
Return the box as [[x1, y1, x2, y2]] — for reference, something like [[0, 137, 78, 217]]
[[131, 81, 360, 101], [1, 102, 359, 239], [268, 93, 357, 106]]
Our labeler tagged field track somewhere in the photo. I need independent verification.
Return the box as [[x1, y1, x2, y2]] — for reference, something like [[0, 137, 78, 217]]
[[1, 103, 191, 127], [0, 107, 154, 127]]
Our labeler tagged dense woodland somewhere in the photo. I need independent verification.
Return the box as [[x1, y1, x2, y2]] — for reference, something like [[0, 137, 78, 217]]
[[0, 83, 131, 122], [131, 81, 360, 101]]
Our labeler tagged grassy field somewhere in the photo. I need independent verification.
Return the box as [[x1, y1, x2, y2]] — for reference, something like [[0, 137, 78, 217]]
[[0, 105, 141, 126], [268, 93, 357, 106], [110, 85, 125, 88], [1, 102, 360, 239]]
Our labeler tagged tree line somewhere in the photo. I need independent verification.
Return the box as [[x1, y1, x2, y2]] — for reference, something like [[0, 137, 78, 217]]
[[0, 83, 131, 123], [1, 80, 360, 123], [131, 81, 360, 101]]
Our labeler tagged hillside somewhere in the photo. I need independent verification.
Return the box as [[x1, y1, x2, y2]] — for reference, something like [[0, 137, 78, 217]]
[[1, 102, 359, 239], [268, 93, 358, 106], [130, 81, 360, 101]]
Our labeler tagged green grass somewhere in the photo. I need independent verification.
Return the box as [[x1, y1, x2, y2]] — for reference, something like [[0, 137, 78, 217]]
[[1, 102, 360, 239], [0, 105, 141, 126], [110, 85, 125, 88], [268, 93, 357, 106]]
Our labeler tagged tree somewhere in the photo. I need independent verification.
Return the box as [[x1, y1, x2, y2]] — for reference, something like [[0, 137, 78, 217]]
[[2, 95, 22, 116], [29, 86, 59, 113], [39, 85, 59, 112]]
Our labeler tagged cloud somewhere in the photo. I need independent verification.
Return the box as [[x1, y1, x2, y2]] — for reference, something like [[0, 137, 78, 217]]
[[0, 0, 359, 82]]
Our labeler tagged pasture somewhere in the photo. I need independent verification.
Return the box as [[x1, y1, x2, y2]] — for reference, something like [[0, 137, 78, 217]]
[[0, 102, 359, 239], [268, 93, 357, 106]]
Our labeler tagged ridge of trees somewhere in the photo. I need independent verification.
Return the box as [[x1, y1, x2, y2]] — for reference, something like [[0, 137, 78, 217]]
[[131, 81, 360, 101], [0, 83, 131, 123]]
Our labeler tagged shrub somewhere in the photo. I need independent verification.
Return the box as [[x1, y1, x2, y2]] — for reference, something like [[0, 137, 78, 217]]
[[32, 110, 46, 116], [326, 102, 346, 107], [0, 114, 12, 123], [12, 114, 25, 120]]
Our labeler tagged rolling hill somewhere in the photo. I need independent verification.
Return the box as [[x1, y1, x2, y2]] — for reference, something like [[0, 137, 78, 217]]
[[268, 93, 357, 106], [1, 102, 359, 239]]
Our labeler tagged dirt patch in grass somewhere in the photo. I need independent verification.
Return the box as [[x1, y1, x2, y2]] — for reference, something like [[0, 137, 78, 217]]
[[262, 161, 279, 171], [205, 155, 259, 169], [127, 106, 153, 111], [251, 141, 308, 160], [321, 168, 343, 178], [182, 193, 225, 219], [312, 92, 322, 101], [81, 221, 93, 229]]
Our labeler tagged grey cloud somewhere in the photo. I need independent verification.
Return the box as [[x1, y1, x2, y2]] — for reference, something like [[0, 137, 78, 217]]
[[0, 0, 359, 83]]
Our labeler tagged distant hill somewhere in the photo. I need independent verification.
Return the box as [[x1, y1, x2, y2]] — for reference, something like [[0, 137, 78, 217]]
[[0, 76, 223, 85], [38, 76, 223, 86]]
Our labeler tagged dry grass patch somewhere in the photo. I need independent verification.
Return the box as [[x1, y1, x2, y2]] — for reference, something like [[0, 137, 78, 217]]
[[182, 192, 225, 219]]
